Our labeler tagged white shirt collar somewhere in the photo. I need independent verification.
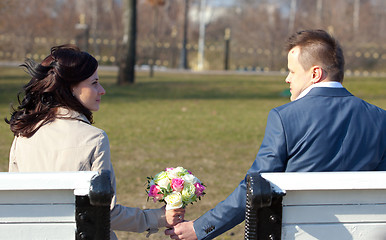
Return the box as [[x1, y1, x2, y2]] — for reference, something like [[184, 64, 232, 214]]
[[296, 81, 343, 100]]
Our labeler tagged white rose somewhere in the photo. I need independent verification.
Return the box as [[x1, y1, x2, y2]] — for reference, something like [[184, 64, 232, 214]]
[[154, 171, 170, 189], [175, 166, 185, 173], [167, 169, 179, 180], [182, 174, 199, 184], [167, 167, 184, 179], [165, 192, 183, 210], [157, 177, 170, 189], [181, 183, 196, 204]]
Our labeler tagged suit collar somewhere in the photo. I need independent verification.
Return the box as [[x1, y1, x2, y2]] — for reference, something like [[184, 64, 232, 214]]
[[296, 82, 344, 100], [306, 87, 353, 97]]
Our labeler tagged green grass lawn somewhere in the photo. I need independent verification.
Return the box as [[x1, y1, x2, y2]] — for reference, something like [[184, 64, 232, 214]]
[[0, 66, 385, 239]]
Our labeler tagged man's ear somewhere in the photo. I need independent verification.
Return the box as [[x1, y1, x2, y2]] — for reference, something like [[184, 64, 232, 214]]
[[311, 66, 323, 83]]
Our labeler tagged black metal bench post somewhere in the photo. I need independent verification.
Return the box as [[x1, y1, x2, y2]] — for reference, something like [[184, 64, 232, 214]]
[[245, 173, 285, 240], [76, 170, 114, 240]]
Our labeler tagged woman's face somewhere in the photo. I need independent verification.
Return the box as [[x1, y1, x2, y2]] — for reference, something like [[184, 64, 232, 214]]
[[72, 70, 105, 111]]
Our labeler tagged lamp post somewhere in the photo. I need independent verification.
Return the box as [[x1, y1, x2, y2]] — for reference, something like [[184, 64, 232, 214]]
[[224, 28, 231, 71], [75, 14, 89, 51]]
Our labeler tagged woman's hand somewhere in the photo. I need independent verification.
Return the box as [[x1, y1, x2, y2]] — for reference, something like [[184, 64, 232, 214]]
[[164, 206, 186, 228]]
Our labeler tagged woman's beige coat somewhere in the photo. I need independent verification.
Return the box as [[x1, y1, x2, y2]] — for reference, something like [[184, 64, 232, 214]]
[[9, 108, 166, 239]]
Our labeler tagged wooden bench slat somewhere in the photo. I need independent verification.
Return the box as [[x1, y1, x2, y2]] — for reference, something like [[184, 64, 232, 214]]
[[282, 223, 386, 240], [0, 223, 75, 239], [283, 204, 386, 224], [0, 190, 74, 204], [0, 204, 75, 223], [261, 171, 386, 191], [0, 171, 97, 196], [283, 190, 386, 205]]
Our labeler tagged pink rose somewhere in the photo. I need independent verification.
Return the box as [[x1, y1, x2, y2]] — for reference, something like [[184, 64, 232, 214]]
[[171, 178, 185, 192], [148, 185, 163, 202], [194, 182, 205, 197]]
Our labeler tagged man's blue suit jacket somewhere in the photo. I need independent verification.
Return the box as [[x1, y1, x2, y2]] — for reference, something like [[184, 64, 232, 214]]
[[193, 87, 386, 240]]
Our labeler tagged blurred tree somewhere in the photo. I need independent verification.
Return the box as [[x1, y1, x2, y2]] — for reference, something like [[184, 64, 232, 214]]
[[0, 0, 385, 73], [118, 0, 137, 85], [147, 0, 165, 77]]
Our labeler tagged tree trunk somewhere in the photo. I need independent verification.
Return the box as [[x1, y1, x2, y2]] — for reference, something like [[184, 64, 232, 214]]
[[149, 6, 159, 78], [118, 0, 137, 85], [179, 0, 189, 69]]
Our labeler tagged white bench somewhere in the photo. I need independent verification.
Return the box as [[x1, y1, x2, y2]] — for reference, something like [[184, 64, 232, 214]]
[[0, 171, 113, 240], [245, 171, 386, 240]]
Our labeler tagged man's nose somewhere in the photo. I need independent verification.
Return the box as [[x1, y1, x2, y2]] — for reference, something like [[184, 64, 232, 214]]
[[285, 75, 290, 83]]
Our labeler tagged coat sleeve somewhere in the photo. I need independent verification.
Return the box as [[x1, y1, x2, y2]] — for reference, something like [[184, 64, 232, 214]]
[[110, 204, 166, 233], [91, 131, 167, 234], [193, 109, 287, 240], [8, 137, 19, 172]]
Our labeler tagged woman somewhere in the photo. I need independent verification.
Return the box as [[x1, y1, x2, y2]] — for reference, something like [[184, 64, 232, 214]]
[[6, 44, 184, 239]]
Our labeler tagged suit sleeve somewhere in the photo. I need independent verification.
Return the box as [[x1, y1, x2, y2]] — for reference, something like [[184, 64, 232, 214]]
[[375, 115, 386, 170], [91, 131, 167, 234], [193, 109, 287, 240], [249, 109, 288, 173]]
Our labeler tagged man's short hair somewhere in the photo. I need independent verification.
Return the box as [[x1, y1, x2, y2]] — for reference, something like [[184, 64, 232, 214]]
[[285, 29, 345, 82]]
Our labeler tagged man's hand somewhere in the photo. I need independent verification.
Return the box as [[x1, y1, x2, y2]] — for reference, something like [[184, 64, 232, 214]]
[[164, 221, 198, 240], [165, 206, 186, 228]]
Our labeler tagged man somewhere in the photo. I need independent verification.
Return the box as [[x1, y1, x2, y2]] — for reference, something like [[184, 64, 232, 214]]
[[165, 29, 386, 240]]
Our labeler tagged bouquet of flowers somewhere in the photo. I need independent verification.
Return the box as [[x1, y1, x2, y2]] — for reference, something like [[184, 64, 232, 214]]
[[146, 166, 206, 210]]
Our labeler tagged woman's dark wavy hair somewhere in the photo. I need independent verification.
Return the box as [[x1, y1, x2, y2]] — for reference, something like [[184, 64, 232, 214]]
[[5, 44, 98, 137]]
